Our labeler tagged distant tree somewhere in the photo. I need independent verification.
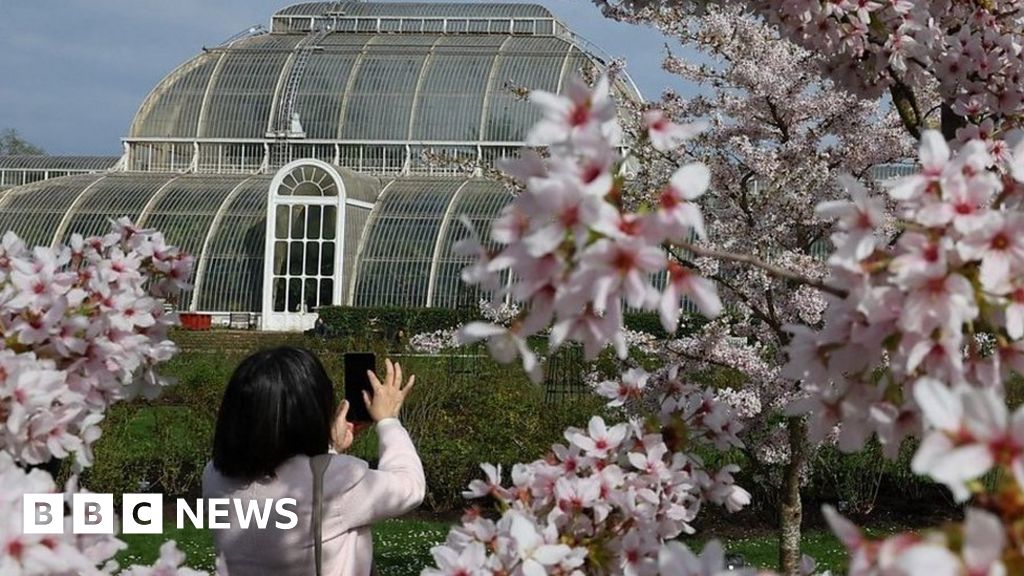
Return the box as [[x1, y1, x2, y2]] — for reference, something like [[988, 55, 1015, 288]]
[[0, 128, 44, 155]]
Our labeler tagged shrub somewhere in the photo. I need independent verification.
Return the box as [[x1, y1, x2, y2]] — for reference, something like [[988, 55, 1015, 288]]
[[317, 307, 481, 345], [339, 354, 606, 511], [156, 353, 239, 418], [84, 404, 212, 499]]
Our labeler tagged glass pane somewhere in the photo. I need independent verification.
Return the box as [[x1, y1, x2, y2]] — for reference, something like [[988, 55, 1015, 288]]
[[305, 278, 318, 309], [273, 277, 286, 312], [294, 182, 321, 196], [287, 278, 301, 312], [274, 241, 287, 275], [321, 242, 335, 276], [322, 206, 336, 240], [289, 241, 303, 275], [307, 205, 322, 239], [275, 205, 289, 239], [305, 242, 320, 276], [290, 205, 306, 239], [319, 278, 333, 307]]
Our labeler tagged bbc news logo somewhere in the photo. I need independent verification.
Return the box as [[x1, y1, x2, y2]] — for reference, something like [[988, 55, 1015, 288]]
[[23, 494, 298, 534]]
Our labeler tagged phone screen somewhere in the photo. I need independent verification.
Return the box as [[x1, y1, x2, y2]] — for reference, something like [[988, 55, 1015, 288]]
[[343, 352, 376, 423]]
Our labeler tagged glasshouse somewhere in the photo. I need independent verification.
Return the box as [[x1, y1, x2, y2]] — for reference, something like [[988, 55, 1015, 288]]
[[0, 2, 640, 330]]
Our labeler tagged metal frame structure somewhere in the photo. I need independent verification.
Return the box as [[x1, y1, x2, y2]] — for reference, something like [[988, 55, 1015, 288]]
[[123, 2, 640, 177], [0, 2, 651, 330], [0, 156, 120, 189]]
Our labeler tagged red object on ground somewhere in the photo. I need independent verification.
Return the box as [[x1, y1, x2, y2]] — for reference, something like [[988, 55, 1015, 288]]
[[179, 313, 212, 330]]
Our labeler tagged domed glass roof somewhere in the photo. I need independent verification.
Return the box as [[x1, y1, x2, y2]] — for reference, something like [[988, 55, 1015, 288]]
[[128, 2, 638, 144]]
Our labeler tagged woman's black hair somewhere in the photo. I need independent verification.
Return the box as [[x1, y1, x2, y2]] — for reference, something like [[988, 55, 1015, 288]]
[[212, 346, 336, 479]]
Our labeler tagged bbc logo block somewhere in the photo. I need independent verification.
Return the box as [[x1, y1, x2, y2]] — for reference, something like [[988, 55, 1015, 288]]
[[23, 494, 298, 534], [122, 494, 163, 534], [23, 493, 162, 535], [22, 494, 64, 534]]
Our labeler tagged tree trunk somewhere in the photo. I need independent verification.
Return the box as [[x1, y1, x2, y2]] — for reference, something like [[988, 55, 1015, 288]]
[[940, 103, 966, 143], [779, 417, 807, 575]]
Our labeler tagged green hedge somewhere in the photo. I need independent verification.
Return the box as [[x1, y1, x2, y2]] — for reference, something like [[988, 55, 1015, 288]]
[[318, 306, 696, 344], [317, 306, 481, 344], [84, 404, 212, 499]]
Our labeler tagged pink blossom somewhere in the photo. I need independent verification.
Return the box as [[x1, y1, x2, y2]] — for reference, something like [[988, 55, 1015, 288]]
[[463, 463, 508, 500], [655, 164, 710, 241], [912, 377, 1024, 501], [644, 109, 705, 152], [568, 416, 628, 459], [660, 262, 721, 332], [957, 212, 1024, 292], [527, 75, 618, 147]]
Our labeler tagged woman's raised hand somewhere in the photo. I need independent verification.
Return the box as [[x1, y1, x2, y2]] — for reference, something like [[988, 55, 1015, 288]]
[[363, 358, 415, 422], [331, 400, 355, 452]]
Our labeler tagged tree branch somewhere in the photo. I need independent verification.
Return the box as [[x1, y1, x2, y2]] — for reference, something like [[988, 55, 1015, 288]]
[[675, 241, 848, 298]]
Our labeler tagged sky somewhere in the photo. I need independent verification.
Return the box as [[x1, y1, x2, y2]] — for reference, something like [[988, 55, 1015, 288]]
[[0, 0, 695, 155]]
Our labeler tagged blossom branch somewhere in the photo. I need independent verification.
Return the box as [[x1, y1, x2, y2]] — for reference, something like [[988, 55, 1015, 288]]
[[673, 241, 848, 298]]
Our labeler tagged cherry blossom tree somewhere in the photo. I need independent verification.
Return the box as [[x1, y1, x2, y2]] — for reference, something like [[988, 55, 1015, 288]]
[[422, 75, 766, 575], [565, 1, 1024, 572], [565, 5, 913, 571], [595, 0, 1024, 143], [0, 220, 206, 575], [431, 37, 1024, 572]]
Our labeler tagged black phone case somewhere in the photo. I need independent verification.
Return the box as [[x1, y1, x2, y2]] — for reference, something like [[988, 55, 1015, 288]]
[[343, 352, 376, 423]]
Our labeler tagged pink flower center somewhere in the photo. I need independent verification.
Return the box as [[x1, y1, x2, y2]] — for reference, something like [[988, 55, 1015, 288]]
[[595, 438, 608, 450], [991, 233, 1010, 251], [7, 539, 23, 560], [613, 249, 637, 274], [581, 164, 602, 184], [619, 218, 640, 236], [1013, 288, 1024, 303], [668, 261, 691, 282], [560, 205, 580, 228], [569, 103, 591, 127], [990, 435, 1021, 468], [659, 187, 680, 210], [926, 277, 947, 294]]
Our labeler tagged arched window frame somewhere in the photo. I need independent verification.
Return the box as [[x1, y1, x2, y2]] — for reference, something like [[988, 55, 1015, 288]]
[[261, 159, 347, 331]]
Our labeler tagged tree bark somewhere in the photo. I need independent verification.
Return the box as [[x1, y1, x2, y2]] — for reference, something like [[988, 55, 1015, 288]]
[[940, 103, 966, 143], [888, 82, 921, 139], [779, 417, 807, 575]]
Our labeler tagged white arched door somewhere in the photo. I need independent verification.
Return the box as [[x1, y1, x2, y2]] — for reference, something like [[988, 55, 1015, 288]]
[[261, 160, 346, 331]]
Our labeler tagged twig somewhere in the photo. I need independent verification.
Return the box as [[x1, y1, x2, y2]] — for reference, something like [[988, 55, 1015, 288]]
[[675, 241, 849, 298]]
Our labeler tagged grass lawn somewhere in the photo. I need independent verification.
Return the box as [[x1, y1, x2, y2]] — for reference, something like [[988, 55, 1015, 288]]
[[118, 517, 863, 574], [117, 518, 450, 575]]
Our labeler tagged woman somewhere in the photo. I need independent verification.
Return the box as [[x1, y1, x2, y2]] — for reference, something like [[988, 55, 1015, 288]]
[[203, 347, 424, 575]]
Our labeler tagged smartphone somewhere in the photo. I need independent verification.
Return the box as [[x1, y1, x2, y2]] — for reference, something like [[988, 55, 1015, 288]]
[[343, 352, 376, 423]]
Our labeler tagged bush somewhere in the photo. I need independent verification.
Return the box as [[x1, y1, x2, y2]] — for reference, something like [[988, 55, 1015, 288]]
[[156, 353, 239, 418], [317, 307, 481, 345], [84, 404, 212, 499], [347, 354, 606, 511]]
